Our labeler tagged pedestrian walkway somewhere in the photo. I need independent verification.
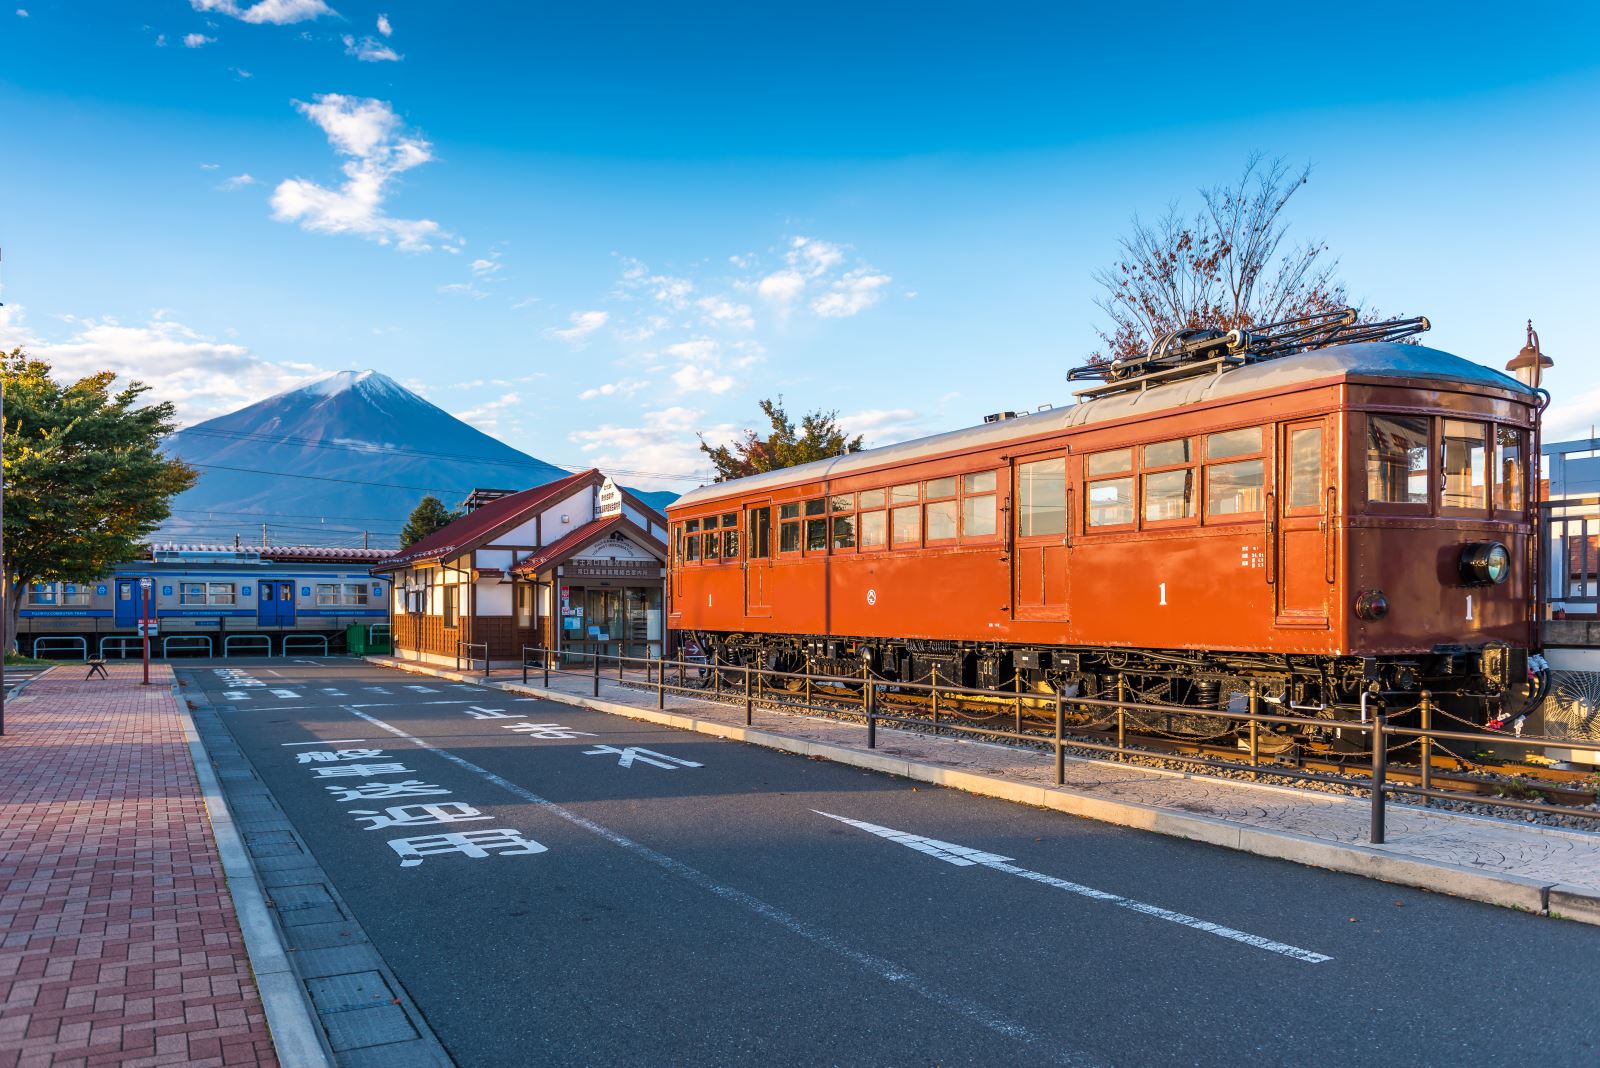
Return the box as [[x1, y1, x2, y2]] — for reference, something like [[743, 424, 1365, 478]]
[[373, 655, 1600, 924], [0, 664, 279, 1067]]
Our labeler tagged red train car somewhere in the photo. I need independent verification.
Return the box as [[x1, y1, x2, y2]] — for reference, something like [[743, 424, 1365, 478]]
[[667, 315, 1546, 726]]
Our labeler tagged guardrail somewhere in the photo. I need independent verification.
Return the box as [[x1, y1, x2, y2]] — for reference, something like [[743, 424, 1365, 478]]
[[283, 634, 330, 657], [455, 641, 489, 677], [223, 634, 273, 657], [504, 648, 1600, 844], [31, 636, 88, 661], [98, 635, 145, 659], [161, 635, 213, 658]]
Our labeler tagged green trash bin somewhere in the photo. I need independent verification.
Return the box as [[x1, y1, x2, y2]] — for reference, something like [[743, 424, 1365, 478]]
[[346, 623, 368, 655]]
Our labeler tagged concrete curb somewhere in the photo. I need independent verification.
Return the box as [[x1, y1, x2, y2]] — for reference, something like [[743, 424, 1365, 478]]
[[367, 655, 1599, 925], [170, 681, 336, 1068]]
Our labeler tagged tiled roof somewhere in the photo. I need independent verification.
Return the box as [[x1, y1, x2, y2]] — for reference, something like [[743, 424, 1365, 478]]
[[511, 515, 664, 574], [146, 543, 394, 564], [371, 469, 597, 573]]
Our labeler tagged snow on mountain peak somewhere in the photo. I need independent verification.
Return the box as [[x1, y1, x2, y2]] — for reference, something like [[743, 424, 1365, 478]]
[[293, 368, 410, 400]]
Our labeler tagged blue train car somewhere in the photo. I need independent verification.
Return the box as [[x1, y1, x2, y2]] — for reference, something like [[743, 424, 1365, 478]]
[[17, 544, 393, 659]]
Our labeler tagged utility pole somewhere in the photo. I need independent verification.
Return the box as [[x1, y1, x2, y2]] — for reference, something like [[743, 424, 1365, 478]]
[[140, 577, 152, 685], [2, 371, 7, 736], [363, 530, 369, 549], [261, 522, 267, 548]]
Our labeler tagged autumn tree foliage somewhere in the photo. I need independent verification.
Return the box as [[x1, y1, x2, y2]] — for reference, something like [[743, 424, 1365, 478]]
[[1092, 156, 1360, 362], [400, 495, 462, 548], [698, 398, 864, 482]]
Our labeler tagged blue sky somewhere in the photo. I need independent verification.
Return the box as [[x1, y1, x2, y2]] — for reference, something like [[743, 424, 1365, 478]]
[[2, 1, 1598, 490]]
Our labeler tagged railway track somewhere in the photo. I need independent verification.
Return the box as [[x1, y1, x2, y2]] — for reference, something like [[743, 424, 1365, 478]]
[[635, 672, 1600, 812]]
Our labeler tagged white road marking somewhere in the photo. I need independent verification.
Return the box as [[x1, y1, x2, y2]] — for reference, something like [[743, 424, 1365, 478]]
[[270, 688, 300, 699], [223, 691, 250, 701], [344, 708, 1093, 1066], [581, 744, 701, 769], [420, 700, 476, 705], [321, 688, 348, 696], [404, 685, 438, 693], [815, 812, 1331, 965], [364, 686, 393, 694], [281, 739, 368, 746], [264, 669, 284, 677]]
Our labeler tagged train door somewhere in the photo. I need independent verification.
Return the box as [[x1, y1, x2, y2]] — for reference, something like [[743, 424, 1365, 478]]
[[277, 580, 298, 626], [1012, 452, 1070, 620], [115, 579, 141, 628], [1275, 418, 1331, 625], [744, 502, 772, 617], [257, 581, 278, 626]]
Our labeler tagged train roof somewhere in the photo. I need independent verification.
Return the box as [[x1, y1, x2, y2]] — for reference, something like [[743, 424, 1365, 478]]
[[672, 341, 1537, 509], [146, 543, 395, 564]]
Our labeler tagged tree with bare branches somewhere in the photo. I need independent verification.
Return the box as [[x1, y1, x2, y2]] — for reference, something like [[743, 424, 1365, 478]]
[[1092, 156, 1358, 362]]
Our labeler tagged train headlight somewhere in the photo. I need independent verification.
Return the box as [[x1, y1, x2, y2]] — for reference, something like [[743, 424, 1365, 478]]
[[1459, 542, 1511, 586], [1355, 590, 1389, 621]]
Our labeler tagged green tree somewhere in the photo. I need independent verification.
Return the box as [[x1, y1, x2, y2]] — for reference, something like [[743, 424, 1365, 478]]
[[698, 398, 864, 482], [400, 494, 462, 548], [2, 350, 197, 651]]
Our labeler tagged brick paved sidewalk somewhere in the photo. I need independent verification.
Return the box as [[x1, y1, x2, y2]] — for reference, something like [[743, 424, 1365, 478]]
[[0, 664, 278, 1068]]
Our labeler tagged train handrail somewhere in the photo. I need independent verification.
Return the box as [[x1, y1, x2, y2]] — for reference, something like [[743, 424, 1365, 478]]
[[31, 636, 88, 661], [283, 634, 330, 657], [161, 635, 213, 658], [223, 634, 273, 657]]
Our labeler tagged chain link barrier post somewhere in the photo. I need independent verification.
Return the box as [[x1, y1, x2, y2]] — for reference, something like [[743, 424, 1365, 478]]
[[865, 662, 876, 749], [1419, 690, 1433, 808], [1370, 712, 1388, 844], [592, 649, 600, 697], [931, 665, 940, 737], [1116, 674, 1127, 761], [657, 653, 666, 710], [744, 664, 753, 726], [1054, 687, 1065, 785], [1248, 681, 1260, 781]]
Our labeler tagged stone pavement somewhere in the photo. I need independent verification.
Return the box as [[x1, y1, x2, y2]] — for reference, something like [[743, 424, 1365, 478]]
[[377, 656, 1600, 920], [0, 664, 279, 1067]]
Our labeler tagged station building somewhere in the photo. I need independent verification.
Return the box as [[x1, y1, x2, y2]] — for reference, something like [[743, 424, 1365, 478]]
[[372, 469, 669, 667]]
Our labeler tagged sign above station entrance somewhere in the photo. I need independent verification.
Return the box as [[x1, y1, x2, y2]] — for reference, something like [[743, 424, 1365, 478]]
[[597, 477, 623, 517]]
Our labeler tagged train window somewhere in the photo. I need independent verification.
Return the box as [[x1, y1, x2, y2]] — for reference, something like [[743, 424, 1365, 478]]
[[748, 509, 772, 559], [316, 583, 341, 606], [1087, 478, 1134, 527], [1143, 439, 1191, 467], [963, 471, 997, 495], [180, 582, 207, 605], [343, 584, 369, 606], [890, 483, 918, 505], [1205, 460, 1265, 517], [805, 517, 828, 552], [1441, 419, 1488, 510], [832, 514, 856, 551], [892, 505, 920, 547], [804, 499, 826, 516], [685, 520, 701, 562], [1143, 470, 1195, 521], [859, 509, 887, 549], [924, 477, 957, 500], [779, 503, 800, 519], [1497, 427, 1526, 512], [962, 494, 997, 537], [925, 499, 958, 541], [28, 583, 57, 605], [703, 529, 721, 560], [780, 515, 802, 553], [721, 512, 738, 527], [1018, 458, 1066, 536], [858, 488, 886, 510], [830, 494, 853, 512], [1287, 427, 1323, 510], [722, 519, 739, 560], [1207, 427, 1262, 460], [207, 583, 236, 605], [59, 584, 90, 606], [1367, 415, 1429, 505], [1086, 449, 1132, 476]]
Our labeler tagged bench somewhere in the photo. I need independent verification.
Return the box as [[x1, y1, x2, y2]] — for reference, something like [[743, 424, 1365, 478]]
[[85, 659, 108, 680]]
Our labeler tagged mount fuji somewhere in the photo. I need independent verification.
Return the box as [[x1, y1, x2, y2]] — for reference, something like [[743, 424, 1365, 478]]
[[158, 370, 678, 548]]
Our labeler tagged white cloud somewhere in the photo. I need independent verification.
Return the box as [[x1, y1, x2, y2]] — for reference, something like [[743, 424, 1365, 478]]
[[343, 34, 401, 62], [469, 257, 501, 276], [199, 162, 221, 170], [156, 33, 168, 46], [697, 295, 754, 330], [549, 309, 608, 344], [15, 9, 28, 16], [1544, 391, 1600, 443], [376, 12, 391, 35], [191, 0, 333, 26], [671, 365, 734, 394], [569, 407, 729, 490], [812, 268, 892, 318], [578, 378, 649, 401], [454, 393, 521, 433], [0, 304, 324, 423], [183, 32, 215, 47], [755, 269, 806, 308], [663, 338, 720, 363], [218, 173, 257, 190], [788, 235, 844, 278], [230, 66, 252, 78], [438, 282, 487, 300], [842, 407, 924, 446], [270, 94, 443, 252]]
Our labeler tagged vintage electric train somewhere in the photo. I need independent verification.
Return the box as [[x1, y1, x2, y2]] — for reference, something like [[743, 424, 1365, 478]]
[[666, 312, 1548, 731], [17, 544, 393, 658]]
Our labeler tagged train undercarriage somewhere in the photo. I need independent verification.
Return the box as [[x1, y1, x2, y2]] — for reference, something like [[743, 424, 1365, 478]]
[[685, 631, 1544, 737]]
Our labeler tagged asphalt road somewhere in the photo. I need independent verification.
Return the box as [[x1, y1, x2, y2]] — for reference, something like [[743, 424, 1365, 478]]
[[184, 658, 1600, 1067]]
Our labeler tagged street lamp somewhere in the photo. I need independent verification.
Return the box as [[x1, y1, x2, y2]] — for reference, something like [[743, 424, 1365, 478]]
[[1506, 320, 1554, 390]]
